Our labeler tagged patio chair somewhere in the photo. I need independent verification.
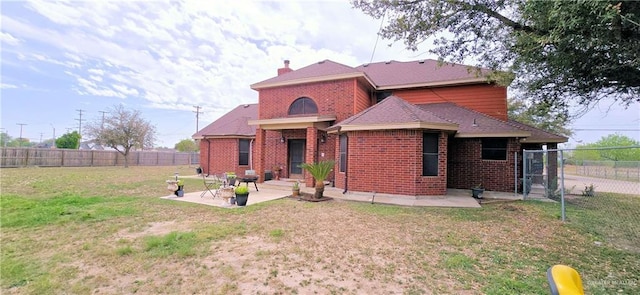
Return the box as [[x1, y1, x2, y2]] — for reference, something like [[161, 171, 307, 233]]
[[200, 174, 223, 198], [547, 265, 584, 295]]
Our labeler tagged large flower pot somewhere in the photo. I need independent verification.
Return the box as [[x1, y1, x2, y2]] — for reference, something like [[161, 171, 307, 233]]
[[471, 188, 484, 199], [235, 193, 249, 206]]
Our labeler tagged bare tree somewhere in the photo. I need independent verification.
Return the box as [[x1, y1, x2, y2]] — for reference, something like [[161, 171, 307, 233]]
[[86, 105, 157, 167]]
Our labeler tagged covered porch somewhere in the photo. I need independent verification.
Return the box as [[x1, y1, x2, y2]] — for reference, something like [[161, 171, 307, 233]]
[[248, 115, 337, 188]]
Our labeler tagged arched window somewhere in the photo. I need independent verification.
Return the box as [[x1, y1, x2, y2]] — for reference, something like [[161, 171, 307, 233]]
[[288, 97, 318, 115]]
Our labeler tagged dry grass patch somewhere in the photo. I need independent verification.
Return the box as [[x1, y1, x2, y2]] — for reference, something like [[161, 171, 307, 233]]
[[1, 167, 638, 294]]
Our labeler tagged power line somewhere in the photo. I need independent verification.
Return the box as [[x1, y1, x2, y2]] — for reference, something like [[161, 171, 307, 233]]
[[574, 128, 640, 131], [369, 11, 386, 63]]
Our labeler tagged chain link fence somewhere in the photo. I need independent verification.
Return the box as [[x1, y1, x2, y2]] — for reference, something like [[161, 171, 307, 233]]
[[523, 146, 640, 253]]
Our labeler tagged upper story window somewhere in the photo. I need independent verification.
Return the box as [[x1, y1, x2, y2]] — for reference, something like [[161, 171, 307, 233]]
[[288, 97, 318, 115]]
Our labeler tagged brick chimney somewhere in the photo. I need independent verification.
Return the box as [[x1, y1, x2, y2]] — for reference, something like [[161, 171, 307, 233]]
[[277, 60, 293, 76]]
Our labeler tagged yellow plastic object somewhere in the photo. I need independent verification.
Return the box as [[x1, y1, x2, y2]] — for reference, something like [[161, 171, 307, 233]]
[[547, 265, 585, 295]]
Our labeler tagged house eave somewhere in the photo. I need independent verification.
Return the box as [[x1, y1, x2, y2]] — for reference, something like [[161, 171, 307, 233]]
[[376, 77, 488, 90], [198, 135, 255, 140], [454, 132, 531, 138], [328, 122, 458, 133], [251, 73, 369, 90], [520, 137, 568, 144], [248, 115, 337, 130]]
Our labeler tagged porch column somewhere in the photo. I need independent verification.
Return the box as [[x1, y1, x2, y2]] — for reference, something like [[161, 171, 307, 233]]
[[255, 128, 266, 183], [304, 127, 318, 187]]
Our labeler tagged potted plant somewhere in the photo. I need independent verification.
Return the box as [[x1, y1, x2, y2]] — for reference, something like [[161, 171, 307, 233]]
[[471, 184, 484, 199], [234, 185, 249, 206], [299, 160, 335, 199], [292, 181, 300, 197], [226, 172, 236, 186]]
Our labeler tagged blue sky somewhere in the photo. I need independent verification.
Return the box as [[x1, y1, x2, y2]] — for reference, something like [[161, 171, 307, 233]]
[[1, 0, 638, 148]]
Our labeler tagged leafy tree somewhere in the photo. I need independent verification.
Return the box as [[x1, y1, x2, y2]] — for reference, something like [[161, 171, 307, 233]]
[[572, 134, 640, 162], [174, 139, 199, 152], [508, 96, 572, 137], [86, 105, 156, 168], [55, 131, 81, 149], [299, 160, 335, 199], [353, 0, 640, 113], [0, 132, 11, 147]]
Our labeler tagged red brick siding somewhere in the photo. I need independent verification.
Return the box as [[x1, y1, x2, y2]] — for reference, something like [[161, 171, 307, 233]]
[[447, 137, 520, 192], [258, 79, 357, 122], [393, 84, 508, 121], [343, 130, 448, 196], [199, 138, 250, 176]]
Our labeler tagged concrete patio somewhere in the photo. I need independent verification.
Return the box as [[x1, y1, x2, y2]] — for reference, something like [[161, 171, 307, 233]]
[[161, 176, 523, 208]]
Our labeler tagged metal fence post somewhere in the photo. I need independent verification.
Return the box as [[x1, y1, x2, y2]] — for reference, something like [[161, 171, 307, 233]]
[[523, 149, 528, 199], [514, 151, 518, 197], [560, 150, 566, 221]]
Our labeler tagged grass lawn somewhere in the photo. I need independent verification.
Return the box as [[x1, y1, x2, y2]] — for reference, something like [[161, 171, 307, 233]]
[[1, 166, 638, 294]]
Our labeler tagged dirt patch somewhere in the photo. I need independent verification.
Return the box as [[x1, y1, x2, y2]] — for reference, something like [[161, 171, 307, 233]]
[[115, 221, 192, 240], [291, 192, 333, 202]]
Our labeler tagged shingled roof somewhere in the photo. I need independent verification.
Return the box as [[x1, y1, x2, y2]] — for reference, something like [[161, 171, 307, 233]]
[[507, 119, 568, 143], [330, 100, 565, 142], [192, 104, 258, 139], [331, 96, 458, 131], [356, 60, 491, 89], [251, 59, 494, 90], [251, 60, 364, 90], [417, 103, 529, 137]]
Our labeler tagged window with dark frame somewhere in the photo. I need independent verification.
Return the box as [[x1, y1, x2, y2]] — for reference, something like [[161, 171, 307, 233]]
[[481, 138, 508, 160], [339, 134, 347, 172], [422, 133, 439, 176], [239, 139, 250, 166], [288, 97, 318, 115]]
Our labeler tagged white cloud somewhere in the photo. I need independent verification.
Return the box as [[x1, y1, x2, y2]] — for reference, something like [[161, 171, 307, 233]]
[[0, 32, 21, 46], [1, 83, 18, 89]]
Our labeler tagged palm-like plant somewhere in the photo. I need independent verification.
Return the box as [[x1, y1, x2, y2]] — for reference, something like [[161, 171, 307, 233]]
[[299, 160, 335, 199]]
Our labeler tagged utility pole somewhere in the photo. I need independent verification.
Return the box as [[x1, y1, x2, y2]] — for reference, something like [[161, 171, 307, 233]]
[[76, 109, 85, 137], [39, 133, 44, 143], [17, 123, 26, 147], [51, 124, 56, 148], [193, 105, 202, 133], [99, 110, 108, 130]]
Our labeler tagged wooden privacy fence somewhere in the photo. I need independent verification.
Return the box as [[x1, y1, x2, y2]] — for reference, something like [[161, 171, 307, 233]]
[[0, 148, 199, 167]]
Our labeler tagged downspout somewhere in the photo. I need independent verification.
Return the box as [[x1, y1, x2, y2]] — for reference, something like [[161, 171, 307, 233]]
[[207, 138, 211, 175], [249, 138, 254, 170], [338, 126, 349, 194]]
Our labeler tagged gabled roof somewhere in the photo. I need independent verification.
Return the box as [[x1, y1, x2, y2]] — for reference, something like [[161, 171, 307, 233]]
[[357, 60, 491, 89], [417, 103, 530, 137], [251, 60, 366, 90], [330, 96, 458, 132], [251, 59, 496, 91], [192, 104, 258, 139], [330, 100, 565, 141]]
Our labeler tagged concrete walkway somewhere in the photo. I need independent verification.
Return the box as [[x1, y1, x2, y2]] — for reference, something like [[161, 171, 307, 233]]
[[162, 175, 523, 208]]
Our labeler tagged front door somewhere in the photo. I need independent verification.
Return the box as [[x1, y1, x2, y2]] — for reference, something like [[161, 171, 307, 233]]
[[288, 139, 305, 179]]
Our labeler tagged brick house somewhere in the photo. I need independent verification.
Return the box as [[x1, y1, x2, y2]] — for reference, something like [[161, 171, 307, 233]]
[[193, 59, 566, 196]]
